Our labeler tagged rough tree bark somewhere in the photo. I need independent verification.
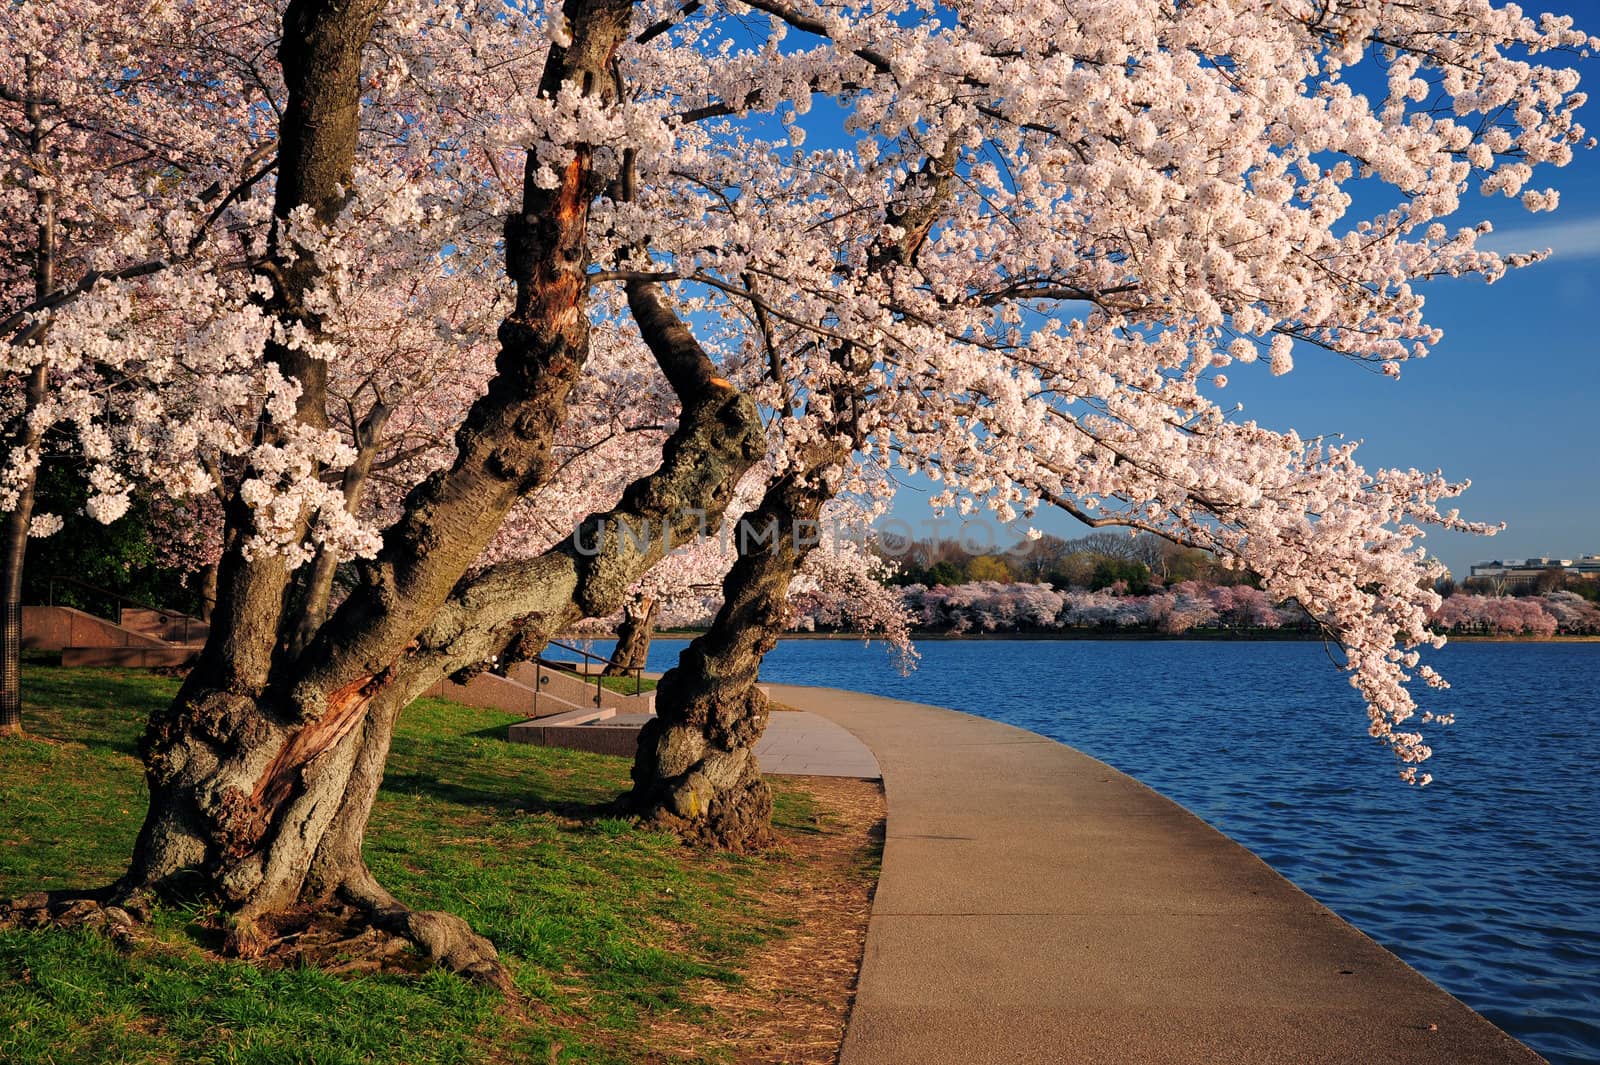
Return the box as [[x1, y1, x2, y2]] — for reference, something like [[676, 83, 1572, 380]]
[[627, 149, 957, 848], [628, 444, 847, 850], [0, 0, 757, 989], [603, 595, 658, 677], [105, 0, 644, 985]]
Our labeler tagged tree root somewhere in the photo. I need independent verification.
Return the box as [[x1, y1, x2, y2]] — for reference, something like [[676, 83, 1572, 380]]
[[2, 880, 511, 993], [219, 902, 510, 990], [368, 906, 511, 990], [337, 868, 513, 991], [0, 887, 152, 951]]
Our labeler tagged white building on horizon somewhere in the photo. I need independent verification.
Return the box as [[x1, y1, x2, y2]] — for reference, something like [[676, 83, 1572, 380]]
[[1469, 554, 1600, 583]]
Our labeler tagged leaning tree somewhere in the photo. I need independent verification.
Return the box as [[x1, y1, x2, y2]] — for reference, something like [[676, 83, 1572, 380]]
[[2, 0, 1593, 985]]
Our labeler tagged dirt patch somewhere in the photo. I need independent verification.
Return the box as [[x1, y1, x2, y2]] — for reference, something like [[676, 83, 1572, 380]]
[[648, 776, 884, 1064]]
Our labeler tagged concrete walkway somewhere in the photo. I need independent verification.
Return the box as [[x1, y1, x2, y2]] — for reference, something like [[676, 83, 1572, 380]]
[[506, 705, 880, 777], [758, 710, 881, 778], [767, 684, 1543, 1065]]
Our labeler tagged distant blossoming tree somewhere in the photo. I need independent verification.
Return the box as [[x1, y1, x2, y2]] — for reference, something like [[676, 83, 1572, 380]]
[[1, 0, 1593, 982]]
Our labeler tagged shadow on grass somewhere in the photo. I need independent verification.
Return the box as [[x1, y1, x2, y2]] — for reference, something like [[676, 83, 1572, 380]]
[[379, 771, 627, 823], [462, 723, 521, 741]]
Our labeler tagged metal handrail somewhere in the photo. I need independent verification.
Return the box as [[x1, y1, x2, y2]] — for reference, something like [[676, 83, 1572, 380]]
[[529, 637, 645, 716], [46, 575, 150, 623], [45, 576, 202, 645]]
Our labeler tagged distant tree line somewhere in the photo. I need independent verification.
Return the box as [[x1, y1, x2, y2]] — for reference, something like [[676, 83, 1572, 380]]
[[835, 532, 1600, 639], [897, 580, 1314, 636], [880, 532, 1262, 595], [1428, 592, 1600, 637]]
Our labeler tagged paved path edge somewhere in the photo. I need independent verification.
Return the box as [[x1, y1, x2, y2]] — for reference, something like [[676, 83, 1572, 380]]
[[767, 683, 1545, 1065]]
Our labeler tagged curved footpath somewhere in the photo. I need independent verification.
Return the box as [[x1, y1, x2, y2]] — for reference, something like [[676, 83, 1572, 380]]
[[765, 684, 1544, 1065]]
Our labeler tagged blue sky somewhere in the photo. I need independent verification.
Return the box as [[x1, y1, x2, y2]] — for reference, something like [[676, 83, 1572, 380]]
[[874, 17, 1600, 580]]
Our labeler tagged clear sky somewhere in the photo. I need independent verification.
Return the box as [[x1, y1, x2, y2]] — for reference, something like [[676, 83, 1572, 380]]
[[879, 16, 1600, 581]]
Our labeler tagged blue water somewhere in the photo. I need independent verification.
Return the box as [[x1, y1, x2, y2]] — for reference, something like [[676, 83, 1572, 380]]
[[572, 637, 1600, 1064]]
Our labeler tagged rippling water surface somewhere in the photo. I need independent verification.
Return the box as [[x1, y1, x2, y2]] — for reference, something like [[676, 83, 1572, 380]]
[[596, 637, 1600, 1064]]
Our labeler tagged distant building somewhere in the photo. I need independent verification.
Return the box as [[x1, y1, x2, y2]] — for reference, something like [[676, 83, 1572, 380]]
[[1469, 555, 1600, 585]]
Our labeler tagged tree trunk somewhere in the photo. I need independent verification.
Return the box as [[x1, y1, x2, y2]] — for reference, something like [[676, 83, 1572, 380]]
[[5, 0, 772, 986], [603, 595, 657, 676], [0, 367, 44, 735], [626, 147, 955, 848], [629, 449, 845, 850], [126, 660, 511, 981], [196, 562, 218, 623], [1, 68, 58, 737]]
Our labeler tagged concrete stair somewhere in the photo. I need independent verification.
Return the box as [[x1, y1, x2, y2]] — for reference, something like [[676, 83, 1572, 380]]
[[23, 605, 202, 668], [506, 707, 648, 757], [425, 661, 654, 723], [120, 607, 208, 646]]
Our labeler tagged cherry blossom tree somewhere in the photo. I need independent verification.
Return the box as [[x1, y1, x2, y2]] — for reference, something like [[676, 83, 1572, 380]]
[[0, 0, 280, 732], [1537, 591, 1600, 634], [620, 0, 1594, 808], [1427, 592, 1593, 636], [0, 0, 1592, 984]]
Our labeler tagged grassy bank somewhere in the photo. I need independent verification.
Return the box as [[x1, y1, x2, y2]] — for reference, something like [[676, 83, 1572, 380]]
[[0, 666, 880, 1064]]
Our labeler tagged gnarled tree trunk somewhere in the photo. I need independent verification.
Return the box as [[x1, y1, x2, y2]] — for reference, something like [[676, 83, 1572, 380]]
[[629, 445, 846, 850], [63, 0, 773, 988], [603, 595, 658, 677], [627, 146, 956, 849]]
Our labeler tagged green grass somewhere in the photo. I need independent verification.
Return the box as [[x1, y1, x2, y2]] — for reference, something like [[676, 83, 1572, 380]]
[[595, 674, 657, 695], [0, 666, 838, 1064], [532, 665, 657, 696]]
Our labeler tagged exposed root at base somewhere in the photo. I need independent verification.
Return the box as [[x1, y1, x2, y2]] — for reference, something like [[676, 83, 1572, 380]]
[[634, 803, 776, 854], [370, 905, 511, 990], [1, 887, 511, 993], [231, 903, 510, 990], [0, 887, 151, 951], [218, 901, 511, 992]]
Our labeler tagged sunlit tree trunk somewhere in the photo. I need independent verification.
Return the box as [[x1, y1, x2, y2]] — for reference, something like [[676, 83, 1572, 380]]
[[628, 448, 843, 849], [629, 150, 955, 848], [120, 0, 635, 982], [1, 65, 57, 737], [603, 595, 657, 677], [75, 0, 766, 985]]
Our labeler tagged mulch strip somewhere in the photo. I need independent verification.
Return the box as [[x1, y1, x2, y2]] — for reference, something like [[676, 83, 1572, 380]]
[[644, 775, 885, 1064]]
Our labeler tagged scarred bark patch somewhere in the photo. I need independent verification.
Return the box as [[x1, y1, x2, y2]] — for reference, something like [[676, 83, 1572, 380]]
[[253, 668, 388, 814], [213, 785, 271, 859]]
